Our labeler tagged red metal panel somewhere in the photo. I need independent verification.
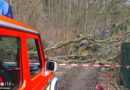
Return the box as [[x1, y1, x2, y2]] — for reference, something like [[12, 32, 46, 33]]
[[0, 27, 55, 90]]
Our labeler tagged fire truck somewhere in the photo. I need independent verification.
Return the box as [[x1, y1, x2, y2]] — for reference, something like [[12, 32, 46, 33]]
[[0, 15, 58, 90]]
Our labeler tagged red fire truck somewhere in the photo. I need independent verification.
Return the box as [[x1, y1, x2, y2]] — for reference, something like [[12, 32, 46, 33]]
[[0, 15, 57, 90]]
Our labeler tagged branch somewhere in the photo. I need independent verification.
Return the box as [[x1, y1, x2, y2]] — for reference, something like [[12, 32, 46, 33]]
[[44, 36, 104, 52], [47, 56, 96, 63]]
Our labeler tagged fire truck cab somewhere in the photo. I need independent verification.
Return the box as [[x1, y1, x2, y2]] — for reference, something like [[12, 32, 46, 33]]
[[0, 15, 57, 90]]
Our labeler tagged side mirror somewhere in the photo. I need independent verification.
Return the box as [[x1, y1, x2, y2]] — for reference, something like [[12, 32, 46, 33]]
[[45, 61, 57, 72]]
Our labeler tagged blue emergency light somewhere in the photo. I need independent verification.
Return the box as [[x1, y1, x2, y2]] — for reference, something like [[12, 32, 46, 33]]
[[0, 0, 13, 18]]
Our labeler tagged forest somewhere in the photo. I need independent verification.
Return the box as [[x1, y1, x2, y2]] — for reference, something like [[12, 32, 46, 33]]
[[5, 0, 130, 89]]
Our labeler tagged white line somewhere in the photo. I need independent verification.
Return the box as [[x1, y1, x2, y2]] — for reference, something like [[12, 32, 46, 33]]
[[93, 65, 100, 67], [71, 64, 78, 66], [59, 64, 66, 66], [82, 64, 88, 66], [105, 65, 110, 67], [0, 20, 38, 34]]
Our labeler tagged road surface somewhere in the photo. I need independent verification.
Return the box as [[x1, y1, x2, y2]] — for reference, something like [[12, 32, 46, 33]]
[[56, 66, 99, 90]]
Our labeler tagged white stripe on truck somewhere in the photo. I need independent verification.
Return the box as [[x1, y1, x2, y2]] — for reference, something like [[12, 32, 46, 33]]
[[0, 20, 38, 34]]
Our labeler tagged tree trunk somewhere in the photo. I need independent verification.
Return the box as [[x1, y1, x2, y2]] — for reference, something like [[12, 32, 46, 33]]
[[64, 0, 71, 40], [83, 0, 89, 33]]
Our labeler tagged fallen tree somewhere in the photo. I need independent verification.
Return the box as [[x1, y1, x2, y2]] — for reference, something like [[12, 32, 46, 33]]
[[45, 17, 130, 52], [44, 35, 104, 52], [28, 17, 130, 65], [44, 17, 130, 64]]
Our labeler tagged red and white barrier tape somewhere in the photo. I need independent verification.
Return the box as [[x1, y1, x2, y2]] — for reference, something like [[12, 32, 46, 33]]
[[57, 64, 130, 68], [3, 62, 16, 64], [3, 62, 130, 68]]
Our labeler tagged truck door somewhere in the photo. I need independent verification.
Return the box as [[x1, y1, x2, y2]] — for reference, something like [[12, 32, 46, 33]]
[[26, 37, 48, 89], [0, 36, 20, 90]]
